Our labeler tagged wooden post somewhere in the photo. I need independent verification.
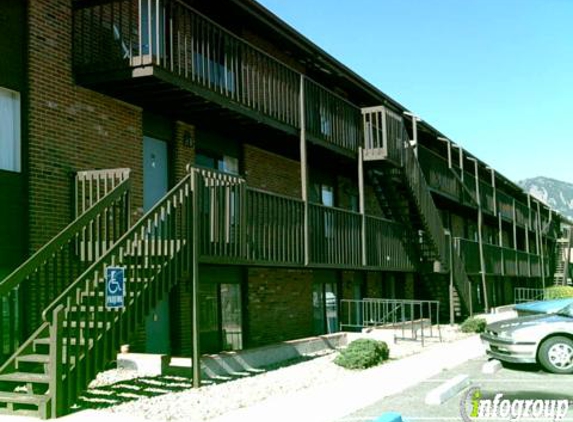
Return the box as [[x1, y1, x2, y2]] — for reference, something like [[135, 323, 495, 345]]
[[358, 147, 367, 266], [446, 230, 454, 325], [469, 158, 489, 311], [50, 305, 65, 418], [490, 168, 497, 217], [537, 201, 546, 289], [300, 75, 310, 266], [191, 171, 201, 388], [512, 199, 517, 251]]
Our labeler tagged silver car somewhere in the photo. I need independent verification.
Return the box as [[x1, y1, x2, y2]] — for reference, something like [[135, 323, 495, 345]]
[[481, 303, 573, 374]]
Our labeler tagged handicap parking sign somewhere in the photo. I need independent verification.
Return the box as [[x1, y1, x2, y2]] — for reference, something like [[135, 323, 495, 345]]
[[105, 267, 125, 309]]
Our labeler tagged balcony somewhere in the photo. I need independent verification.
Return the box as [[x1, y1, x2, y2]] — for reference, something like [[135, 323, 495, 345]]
[[457, 238, 546, 278], [418, 146, 555, 232], [73, 0, 362, 155], [192, 166, 414, 271]]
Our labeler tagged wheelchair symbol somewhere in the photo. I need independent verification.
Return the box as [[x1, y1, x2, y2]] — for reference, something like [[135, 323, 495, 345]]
[[107, 270, 123, 295]]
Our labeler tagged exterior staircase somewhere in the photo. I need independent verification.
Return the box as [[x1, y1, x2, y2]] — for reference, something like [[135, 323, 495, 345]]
[[0, 168, 208, 418], [362, 106, 472, 316], [554, 228, 572, 286]]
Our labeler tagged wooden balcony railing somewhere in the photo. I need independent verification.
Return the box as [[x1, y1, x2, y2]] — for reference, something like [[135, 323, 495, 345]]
[[308, 204, 362, 267], [74, 0, 363, 154], [246, 188, 304, 265], [457, 238, 547, 278], [188, 166, 413, 270], [418, 146, 462, 201], [365, 216, 414, 270], [362, 106, 406, 162], [304, 78, 362, 153]]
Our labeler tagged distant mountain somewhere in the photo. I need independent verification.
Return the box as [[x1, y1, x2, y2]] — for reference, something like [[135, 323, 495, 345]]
[[518, 177, 573, 220]]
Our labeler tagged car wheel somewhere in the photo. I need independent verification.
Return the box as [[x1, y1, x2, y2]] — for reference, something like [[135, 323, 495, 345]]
[[538, 336, 573, 374]]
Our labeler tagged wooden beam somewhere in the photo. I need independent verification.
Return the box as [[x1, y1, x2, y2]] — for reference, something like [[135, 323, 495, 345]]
[[300, 75, 310, 266]]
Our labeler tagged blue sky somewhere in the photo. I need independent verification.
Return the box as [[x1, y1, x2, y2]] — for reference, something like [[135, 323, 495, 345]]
[[257, 0, 573, 184]]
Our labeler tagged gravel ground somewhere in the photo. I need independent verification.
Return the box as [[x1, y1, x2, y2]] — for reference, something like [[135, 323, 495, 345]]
[[74, 325, 472, 422]]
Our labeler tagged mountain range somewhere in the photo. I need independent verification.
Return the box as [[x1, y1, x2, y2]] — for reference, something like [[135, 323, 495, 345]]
[[518, 176, 573, 220]]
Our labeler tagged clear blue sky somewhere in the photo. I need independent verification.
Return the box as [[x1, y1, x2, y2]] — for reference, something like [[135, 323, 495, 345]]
[[257, 0, 573, 184]]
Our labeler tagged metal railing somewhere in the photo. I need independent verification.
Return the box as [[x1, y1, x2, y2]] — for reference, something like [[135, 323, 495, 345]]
[[340, 298, 442, 346], [0, 174, 130, 367], [514, 287, 547, 303]]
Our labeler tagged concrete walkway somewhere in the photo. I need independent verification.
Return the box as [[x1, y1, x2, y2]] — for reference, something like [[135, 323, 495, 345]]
[[2, 334, 484, 422], [210, 335, 485, 422]]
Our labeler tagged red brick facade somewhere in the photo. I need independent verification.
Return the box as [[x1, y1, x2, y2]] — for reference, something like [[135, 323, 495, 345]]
[[27, 0, 143, 251], [244, 144, 302, 198], [246, 268, 313, 347]]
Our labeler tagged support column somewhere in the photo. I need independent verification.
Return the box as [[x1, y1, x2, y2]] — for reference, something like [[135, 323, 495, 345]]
[[300, 75, 310, 266], [191, 171, 201, 388], [537, 201, 546, 289], [469, 157, 488, 311], [358, 147, 367, 266]]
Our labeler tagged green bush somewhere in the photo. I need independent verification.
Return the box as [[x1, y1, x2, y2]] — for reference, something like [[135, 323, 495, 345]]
[[460, 317, 487, 333], [334, 338, 389, 370], [544, 286, 573, 299]]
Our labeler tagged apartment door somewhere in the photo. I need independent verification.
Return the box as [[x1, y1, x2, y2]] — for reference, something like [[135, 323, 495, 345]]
[[313, 271, 339, 335], [143, 136, 171, 353]]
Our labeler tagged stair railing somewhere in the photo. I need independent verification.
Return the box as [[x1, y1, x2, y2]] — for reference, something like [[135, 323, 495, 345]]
[[0, 174, 130, 367], [397, 122, 448, 269], [39, 171, 199, 416], [451, 237, 473, 315]]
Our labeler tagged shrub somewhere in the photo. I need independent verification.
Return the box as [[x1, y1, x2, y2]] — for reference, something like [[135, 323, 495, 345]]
[[460, 316, 487, 333], [544, 286, 573, 300], [334, 338, 389, 370]]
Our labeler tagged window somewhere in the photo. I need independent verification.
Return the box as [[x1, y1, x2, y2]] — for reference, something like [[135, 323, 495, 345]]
[[196, 151, 239, 175], [194, 52, 236, 93], [0, 88, 21, 172]]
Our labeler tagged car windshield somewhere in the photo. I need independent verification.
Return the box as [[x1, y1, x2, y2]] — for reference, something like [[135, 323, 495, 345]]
[[556, 303, 573, 318]]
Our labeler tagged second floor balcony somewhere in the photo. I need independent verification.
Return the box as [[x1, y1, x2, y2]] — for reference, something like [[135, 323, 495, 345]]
[[73, 0, 363, 155]]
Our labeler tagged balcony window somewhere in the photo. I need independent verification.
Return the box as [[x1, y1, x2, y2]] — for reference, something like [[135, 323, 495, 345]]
[[194, 52, 236, 93], [140, 0, 165, 58], [0, 88, 21, 173]]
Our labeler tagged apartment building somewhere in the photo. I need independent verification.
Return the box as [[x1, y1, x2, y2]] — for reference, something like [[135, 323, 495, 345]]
[[0, 0, 568, 417]]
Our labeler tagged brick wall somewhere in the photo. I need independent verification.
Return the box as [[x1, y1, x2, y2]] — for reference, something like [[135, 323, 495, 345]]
[[28, 0, 143, 253], [246, 267, 313, 348], [173, 121, 196, 181], [366, 272, 384, 298], [243, 144, 301, 198]]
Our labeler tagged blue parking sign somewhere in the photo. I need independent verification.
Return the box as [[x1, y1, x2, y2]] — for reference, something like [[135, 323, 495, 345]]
[[105, 267, 125, 309]]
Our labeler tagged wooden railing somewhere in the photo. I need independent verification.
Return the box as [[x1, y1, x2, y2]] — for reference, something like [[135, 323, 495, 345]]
[[457, 238, 547, 278], [365, 216, 414, 271], [75, 168, 131, 216], [246, 188, 304, 265], [74, 0, 300, 129], [305, 78, 362, 153], [0, 176, 130, 367], [418, 146, 462, 200], [362, 106, 406, 163], [309, 204, 362, 267], [40, 171, 195, 416], [401, 133, 449, 269], [450, 237, 473, 314], [194, 168, 246, 263]]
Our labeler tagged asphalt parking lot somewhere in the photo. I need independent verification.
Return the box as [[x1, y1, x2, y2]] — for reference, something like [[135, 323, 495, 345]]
[[338, 356, 573, 421]]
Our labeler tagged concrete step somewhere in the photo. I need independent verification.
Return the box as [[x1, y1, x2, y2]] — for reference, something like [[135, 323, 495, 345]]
[[0, 372, 50, 384]]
